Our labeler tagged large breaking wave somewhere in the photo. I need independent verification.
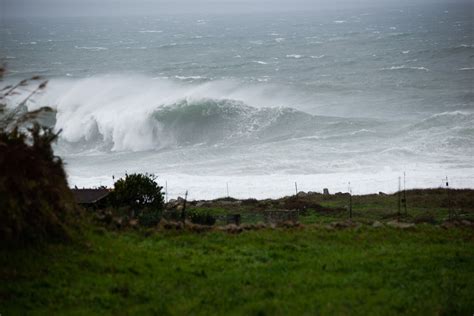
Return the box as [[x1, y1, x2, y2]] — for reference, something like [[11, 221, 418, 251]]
[[28, 75, 322, 152]]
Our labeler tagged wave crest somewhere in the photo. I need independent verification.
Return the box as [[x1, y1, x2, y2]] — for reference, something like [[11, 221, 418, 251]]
[[152, 98, 314, 147]]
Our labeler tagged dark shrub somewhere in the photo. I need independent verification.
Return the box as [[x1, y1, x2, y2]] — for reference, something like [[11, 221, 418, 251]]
[[110, 173, 164, 221], [111, 173, 164, 209], [0, 125, 78, 247], [0, 74, 78, 247]]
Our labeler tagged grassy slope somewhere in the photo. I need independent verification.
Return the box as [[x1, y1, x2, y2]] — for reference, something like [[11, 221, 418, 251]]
[[1, 226, 473, 315]]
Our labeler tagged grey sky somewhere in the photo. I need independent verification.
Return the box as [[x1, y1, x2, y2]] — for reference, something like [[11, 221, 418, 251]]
[[1, 0, 469, 17]]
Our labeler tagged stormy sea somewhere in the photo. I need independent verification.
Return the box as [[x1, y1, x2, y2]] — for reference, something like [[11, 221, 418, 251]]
[[1, 2, 473, 199]]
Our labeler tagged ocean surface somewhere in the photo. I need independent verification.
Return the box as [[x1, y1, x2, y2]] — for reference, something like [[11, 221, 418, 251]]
[[1, 3, 473, 199]]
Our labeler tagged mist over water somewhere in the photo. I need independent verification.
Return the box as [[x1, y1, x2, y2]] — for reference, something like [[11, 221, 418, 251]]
[[1, 2, 473, 199]]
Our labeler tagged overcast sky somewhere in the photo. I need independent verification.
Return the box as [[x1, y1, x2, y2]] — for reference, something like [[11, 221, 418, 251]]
[[1, 0, 469, 17]]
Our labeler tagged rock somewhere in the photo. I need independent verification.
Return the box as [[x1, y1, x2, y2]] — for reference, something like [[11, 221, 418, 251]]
[[372, 221, 384, 228], [176, 205, 184, 212], [386, 220, 415, 229], [329, 220, 360, 229], [277, 220, 301, 228], [187, 223, 212, 233], [129, 219, 139, 228], [441, 221, 456, 229], [165, 199, 179, 210], [378, 192, 386, 196], [112, 216, 123, 228], [161, 220, 183, 230], [219, 224, 243, 234], [323, 188, 330, 195], [296, 191, 308, 198], [255, 223, 267, 229]]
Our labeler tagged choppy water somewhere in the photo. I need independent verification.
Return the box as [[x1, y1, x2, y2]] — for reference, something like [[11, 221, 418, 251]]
[[1, 3, 473, 199]]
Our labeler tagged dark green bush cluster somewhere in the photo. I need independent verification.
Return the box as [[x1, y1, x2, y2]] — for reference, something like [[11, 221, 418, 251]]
[[0, 125, 77, 246], [0, 73, 79, 247], [109, 173, 165, 225], [189, 211, 216, 226], [110, 173, 164, 209]]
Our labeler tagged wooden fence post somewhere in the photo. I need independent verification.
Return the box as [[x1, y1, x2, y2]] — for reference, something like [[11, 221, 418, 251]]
[[182, 190, 188, 227]]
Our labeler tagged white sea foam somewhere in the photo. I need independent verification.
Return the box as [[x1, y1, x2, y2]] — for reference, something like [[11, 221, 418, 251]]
[[381, 65, 429, 71], [139, 30, 163, 33], [350, 129, 376, 135], [124, 46, 147, 50], [158, 43, 177, 48], [286, 54, 303, 59], [175, 75, 207, 80], [253, 60, 268, 65], [310, 55, 325, 59], [74, 46, 108, 51]]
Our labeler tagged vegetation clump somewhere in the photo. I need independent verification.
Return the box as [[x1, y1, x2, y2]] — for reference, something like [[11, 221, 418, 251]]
[[109, 173, 165, 227], [0, 73, 77, 247]]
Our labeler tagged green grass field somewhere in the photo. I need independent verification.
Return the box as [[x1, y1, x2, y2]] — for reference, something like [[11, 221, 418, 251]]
[[1, 225, 473, 315]]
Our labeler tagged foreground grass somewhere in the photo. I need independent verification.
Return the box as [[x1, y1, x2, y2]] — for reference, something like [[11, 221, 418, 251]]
[[1, 226, 473, 315]]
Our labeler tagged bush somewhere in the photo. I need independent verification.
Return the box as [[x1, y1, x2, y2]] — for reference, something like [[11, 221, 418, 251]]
[[110, 173, 164, 220], [0, 74, 78, 247], [0, 125, 77, 247]]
